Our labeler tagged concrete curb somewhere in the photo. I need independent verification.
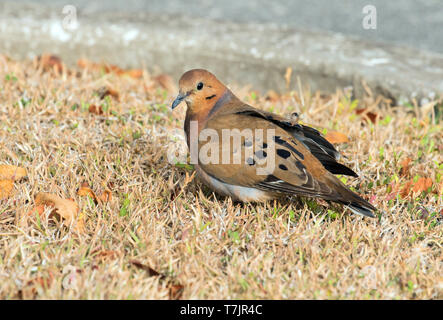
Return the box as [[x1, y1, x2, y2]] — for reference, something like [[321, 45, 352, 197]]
[[1, 2, 442, 105]]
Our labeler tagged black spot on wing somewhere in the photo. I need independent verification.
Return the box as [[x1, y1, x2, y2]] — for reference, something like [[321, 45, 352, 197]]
[[277, 149, 290, 159], [279, 164, 288, 171], [273, 136, 288, 144], [290, 146, 304, 160], [273, 136, 304, 160]]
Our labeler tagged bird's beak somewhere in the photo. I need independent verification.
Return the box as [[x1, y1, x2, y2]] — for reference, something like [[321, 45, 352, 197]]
[[171, 92, 189, 110]]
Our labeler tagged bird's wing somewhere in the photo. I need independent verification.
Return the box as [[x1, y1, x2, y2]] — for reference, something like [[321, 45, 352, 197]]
[[223, 104, 357, 177], [200, 113, 342, 200], [198, 112, 375, 217]]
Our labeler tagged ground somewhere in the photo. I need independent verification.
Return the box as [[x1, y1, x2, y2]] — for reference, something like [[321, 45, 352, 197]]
[[0, 55, 441, 299]]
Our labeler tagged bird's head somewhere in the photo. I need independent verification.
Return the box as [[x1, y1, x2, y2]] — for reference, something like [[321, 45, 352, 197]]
[[171, 69, 227, 115]]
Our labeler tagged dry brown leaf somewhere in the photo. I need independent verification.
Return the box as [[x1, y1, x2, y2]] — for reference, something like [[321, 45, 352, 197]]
[[126, 69, 143, 79], [399, 177, 433, 199], [99, 190, 112, 202], [96, 86, 120, 101], [129, 260, 183, 299], [88, 104, 103, 115], [0, 180, 14, 199], [325, 131, 349, 144], [399, 158, 412, 177], [78, 182, 111, 204], [77, 58, 89, 69], [104, 64, 124, 75], [0, 165, 27, 199], [0, 164, 27, 180], [92, 250, 119, 262], [26, 204, 48, 217], [129, 260, 163, 278], [38, 54, 63, 73], [356, 108, 380, 124], [23, 272, 55, 299], [412, 177, 433, 193], [35, 193, 84, 232], [169, 284, 184, 300], [77, 59, 126, 76], [399, 180, 414, 198], [77, 182, 98, 204]]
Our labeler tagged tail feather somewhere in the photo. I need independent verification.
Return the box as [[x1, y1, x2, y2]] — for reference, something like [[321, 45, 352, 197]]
[[345, 202, 376, 218], [327, 174, 377, 218]]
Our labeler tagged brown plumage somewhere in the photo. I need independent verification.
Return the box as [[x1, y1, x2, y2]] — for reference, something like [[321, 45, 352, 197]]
[[171, 69, 376, 217]]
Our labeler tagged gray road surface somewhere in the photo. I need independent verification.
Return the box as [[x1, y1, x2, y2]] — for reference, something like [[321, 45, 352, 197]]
[[12, 0, 443, 54]]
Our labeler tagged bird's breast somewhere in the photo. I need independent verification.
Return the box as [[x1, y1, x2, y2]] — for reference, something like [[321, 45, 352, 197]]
[[195, 165, 276, 202]]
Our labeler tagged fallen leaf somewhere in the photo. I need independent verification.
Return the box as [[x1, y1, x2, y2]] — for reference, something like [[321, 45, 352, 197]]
[[88, 104, 103, 115], [78, 182, 111, 204], [77, 182, 98, 204], [26, 204, 48, 217], [129, 260, 163, 278], [0, 165, 27, 199], [38, 54, 63, 73], [169, 284, 184, 300], [129, 260, 183, 298], [77, 59, 126, 76], [399, 180, 414, 199], [325, 131, 349, 144], [98, 190, 112, 202], [92, 249, 119, 262], [126, 69, 143, 79], [412, 177, 432, 193], [96, 87, 120, 100], [34, 193, 84, 232], [0, 165, 27, 180], [399, 158, 412, 177], [355, 108, 380, 124], [27, 274, 53, 291], [104, 64, 124, 75], [23, 272, 55, 298], [77, 58, 89, 69], [399, 177, 433, 199], [0, 180, 14, 199]]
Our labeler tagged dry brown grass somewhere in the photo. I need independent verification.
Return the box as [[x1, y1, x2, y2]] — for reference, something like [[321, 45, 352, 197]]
[[0, 55, 441, 300]]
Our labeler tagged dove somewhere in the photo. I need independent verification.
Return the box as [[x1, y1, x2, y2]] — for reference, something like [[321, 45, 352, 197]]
[[171, 69, 376, 217]]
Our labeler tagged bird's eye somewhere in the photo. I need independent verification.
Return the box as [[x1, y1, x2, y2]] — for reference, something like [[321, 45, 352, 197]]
[[197, 82, 203, 90]]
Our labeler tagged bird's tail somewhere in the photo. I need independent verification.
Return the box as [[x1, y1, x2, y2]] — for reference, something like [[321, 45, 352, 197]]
[[344, 201, 376, 218], [326, 175, 377, 218]]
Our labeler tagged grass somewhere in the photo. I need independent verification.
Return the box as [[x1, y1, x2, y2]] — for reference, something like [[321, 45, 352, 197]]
[[0, 55, 441, 299]]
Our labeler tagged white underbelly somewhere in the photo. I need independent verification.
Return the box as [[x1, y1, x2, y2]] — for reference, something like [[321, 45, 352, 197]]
[[195, 165, 275, 202]]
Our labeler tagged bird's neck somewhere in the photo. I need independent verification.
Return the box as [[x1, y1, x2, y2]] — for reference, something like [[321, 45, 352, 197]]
[[184, 89, 235, 146]]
